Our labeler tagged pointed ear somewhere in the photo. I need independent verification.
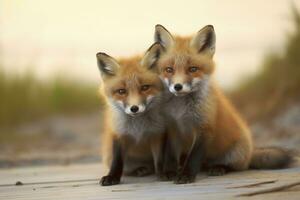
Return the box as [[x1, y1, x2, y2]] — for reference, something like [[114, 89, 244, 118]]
[[96, 52, 120, 77], [154, 24, 174, 50], [190, 25, 216, 57], [141, 42, 165, 70]]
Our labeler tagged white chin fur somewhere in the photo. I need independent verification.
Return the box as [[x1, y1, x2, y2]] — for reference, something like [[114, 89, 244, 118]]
[[173, 92, 188, 96]]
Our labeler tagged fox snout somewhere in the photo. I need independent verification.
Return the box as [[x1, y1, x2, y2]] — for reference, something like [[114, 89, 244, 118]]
[[162, 73, 205, 96], [169, 82, 192, 96], [125, 104, 146, 116], [174, 83, 183, 91]]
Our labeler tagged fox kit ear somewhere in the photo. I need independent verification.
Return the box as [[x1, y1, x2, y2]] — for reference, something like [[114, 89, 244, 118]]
[[190, 25, 216, 57], [96, 52, 120, 77], [154, 24, 174, 50], [141, 42, 165, 70]]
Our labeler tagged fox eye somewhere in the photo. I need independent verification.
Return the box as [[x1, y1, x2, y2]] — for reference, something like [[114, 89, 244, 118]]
[[188, 66, 199, 73], [141, 85, 151, 91], [117, 89, 127, 95], [165, 67, 174, 73]]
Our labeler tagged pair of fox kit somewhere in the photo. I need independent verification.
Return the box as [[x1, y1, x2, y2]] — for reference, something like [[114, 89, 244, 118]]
[[97, 25, 293, 186]]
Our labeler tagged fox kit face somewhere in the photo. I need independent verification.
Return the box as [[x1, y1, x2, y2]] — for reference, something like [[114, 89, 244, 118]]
[[143, 25, 216, 96], [97, 54, 163, 116]]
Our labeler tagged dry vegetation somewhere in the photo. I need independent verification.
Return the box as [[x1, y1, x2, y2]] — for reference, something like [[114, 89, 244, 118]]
[[0, 68, 102, 167], [0, 69, 101, 129], [230, 7, 300, 123]]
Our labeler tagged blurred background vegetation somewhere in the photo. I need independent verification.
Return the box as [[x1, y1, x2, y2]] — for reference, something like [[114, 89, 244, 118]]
[[0, 69, 100, 128], [0, 66, 102, 167], [229, 6, 300, 150], [231, 7, 300, 123]]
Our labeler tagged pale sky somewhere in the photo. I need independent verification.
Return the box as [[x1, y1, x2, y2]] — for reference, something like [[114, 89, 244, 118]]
[[1, 0, 299, 88]]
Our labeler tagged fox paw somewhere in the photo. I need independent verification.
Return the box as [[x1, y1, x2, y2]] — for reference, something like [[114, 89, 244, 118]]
[[130, 166, 154, 177], [100, 175, 120, 186], [207, 166, 227, 176], [158, 171, 177, 181], [174, 173, 196, 184]]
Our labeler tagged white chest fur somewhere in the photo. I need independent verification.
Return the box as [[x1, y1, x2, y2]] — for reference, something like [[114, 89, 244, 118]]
[[113, 109, 165, 142], [162, 80, 210, 135], [163, 93, 202, 134]]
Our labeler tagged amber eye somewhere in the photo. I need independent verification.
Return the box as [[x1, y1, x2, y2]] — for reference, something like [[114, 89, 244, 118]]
[[165, 67, 174, 73], [188, 66, 199, 73], [117, 89, 127, 95], [141, 85, 151, 91]]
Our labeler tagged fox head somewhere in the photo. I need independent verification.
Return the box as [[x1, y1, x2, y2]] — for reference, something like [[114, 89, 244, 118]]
[[142, 24, 216, 96], [96, 53, 163, 116]]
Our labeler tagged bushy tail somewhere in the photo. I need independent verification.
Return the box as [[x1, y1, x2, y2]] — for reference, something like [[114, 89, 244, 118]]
[[250, 147, 296, 169]]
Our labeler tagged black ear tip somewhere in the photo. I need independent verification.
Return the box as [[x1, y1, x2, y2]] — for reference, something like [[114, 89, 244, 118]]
[[155, 24, 168, 31], [199, 25, 214, 31], [96, 52, 105, 57], [96, 52, 111, 59], [155, 24, 163, 28], [206, 25, 214, 30], [198, 25, 215, 34]]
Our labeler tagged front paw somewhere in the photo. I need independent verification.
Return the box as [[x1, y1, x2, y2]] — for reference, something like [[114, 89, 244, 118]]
[[158, 171, 177, 181], [174, 172, 196, 184], [207, 166, 227, 176], [100, 175, 120, 186], [130, 166, 154, 177]]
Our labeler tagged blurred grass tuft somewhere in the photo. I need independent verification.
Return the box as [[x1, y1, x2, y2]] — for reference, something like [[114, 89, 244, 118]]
[[0, 68, 101, 128], [230, 6, 300, 122]]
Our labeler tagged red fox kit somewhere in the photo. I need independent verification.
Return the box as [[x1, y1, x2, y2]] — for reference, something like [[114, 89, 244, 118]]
[[96, 53, 166, 186], [142, 24, 294, 184]]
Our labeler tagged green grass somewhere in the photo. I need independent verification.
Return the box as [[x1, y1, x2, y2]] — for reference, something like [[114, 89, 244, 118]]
[[230, 6, 300, 122], [0, 68, 101, 128]]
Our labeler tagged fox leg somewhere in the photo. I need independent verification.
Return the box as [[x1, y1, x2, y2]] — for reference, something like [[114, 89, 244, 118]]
[[160, 128, 182, 181], [124, 157, 154, 177], [150, 134, 165, 178], [160, 136, 180, 181], [207, 165, 229, 176], [123, 138, 154, 177], [125, 164, 154, 177], [100, 138, 124, 186], [175, 134, 205, 184]]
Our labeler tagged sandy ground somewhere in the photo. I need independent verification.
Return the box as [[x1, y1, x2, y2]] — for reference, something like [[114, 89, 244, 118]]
[[0, 113, 102, 167]]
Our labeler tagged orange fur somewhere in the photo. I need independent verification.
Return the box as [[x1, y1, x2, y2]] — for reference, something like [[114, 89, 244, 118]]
[[152, 25, 293, 172], [98, 56, 165, 174], [156, 33, 253, 171]]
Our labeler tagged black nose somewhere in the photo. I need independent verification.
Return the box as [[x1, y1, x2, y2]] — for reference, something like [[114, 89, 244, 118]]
[[130, 105, 139, 113], [174, 84, 183, 91]]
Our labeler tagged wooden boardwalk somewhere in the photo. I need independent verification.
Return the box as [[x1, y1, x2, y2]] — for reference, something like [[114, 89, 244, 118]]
[[0, 160, 300, 200]]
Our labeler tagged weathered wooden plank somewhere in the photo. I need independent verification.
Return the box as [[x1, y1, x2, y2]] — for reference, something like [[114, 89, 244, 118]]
[[0, 164, 105, 186], [0, 162, 299, 200]]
